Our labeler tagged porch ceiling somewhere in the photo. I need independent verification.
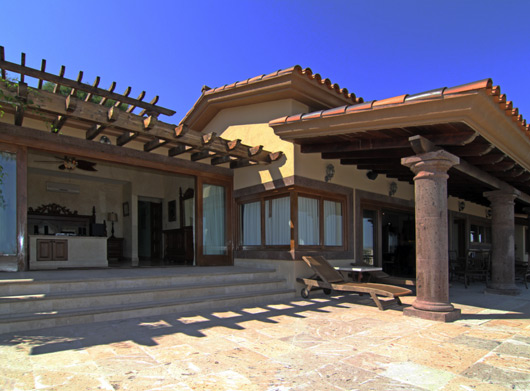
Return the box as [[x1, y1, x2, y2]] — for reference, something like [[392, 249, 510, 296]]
[[0, 47, 282, 169], [270, 79, 530, 210]]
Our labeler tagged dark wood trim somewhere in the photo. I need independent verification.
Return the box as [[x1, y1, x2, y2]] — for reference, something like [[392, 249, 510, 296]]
[[355, 189, 415, 266], [235, 180, 352, 259], [17, 146, 27, 271], [235, 249, 354, 261], [196, 176, 233, 266], [0, 122, 233, 180]]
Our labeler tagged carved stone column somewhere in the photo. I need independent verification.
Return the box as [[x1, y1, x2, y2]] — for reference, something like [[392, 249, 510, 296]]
[[484, 190, 520, 295], [402, 150, 461, 322]]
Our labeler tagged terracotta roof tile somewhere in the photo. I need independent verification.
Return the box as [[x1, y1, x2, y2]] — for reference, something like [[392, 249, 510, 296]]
[[322, 105, 348, 117], [200, 65, 361, 104], [345, 101, 375, 113], [301, 110, 324, 120], [443, 78, 492, 95], [372, 94, 408, 107], [269, 78, 528, 143], [286, 113, 303, 123], [269, 116, 289, 126]]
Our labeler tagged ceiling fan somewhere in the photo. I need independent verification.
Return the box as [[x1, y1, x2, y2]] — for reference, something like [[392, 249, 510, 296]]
[[36, 156, 98, 172]]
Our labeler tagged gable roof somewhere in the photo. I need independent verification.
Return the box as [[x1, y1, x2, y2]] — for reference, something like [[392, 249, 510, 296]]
[[179, 65, 364, 131]]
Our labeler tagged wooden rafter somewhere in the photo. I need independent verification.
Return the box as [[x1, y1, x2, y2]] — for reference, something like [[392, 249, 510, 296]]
[[0, 48, 283, 170], [0, 47, 175, 117]]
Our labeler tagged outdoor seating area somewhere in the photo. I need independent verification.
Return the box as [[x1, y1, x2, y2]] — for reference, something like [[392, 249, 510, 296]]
[[451, 249, 492, 288], [297, 256, 412, 311]]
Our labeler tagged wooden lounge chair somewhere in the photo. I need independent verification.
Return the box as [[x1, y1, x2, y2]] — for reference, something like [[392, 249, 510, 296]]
[[297, 256, 412, 311]]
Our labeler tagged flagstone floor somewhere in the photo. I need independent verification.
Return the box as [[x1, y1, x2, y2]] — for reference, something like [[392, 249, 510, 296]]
[[1, 282, 529, 390]]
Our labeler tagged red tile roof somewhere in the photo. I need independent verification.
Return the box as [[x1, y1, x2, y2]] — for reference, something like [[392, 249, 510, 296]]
[[204, 65, 363, 104], [269, 79, 529, 135]]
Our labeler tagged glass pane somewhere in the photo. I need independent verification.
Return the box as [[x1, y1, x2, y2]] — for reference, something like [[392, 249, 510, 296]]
[[241, 201, 261, 245], [298, 196, 319, 245], [203, 184, 226, 255], [0, 152, 17, 255], [362, 210, 376, 265], [324, 200, 342, 246], [265, 196, 290, 245]]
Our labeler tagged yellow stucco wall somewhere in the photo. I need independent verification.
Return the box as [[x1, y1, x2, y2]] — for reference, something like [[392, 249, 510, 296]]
[[203, 99, 309, 190]]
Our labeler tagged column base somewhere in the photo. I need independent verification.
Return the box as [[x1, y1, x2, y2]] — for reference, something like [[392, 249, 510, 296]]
[[404, 306, 461, 322], [485, 286, 521, 296]]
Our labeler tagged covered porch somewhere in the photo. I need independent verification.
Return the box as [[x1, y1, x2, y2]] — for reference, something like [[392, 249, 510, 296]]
[[270, 78, 530, 321]]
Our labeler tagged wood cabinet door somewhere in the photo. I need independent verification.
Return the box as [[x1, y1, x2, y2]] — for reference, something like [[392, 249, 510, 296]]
[[53, 240, 68, 261], [37, 240, 53, 261]]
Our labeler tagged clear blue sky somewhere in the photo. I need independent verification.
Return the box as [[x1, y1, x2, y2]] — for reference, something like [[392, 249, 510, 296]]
[[2, 0, 529, 123]]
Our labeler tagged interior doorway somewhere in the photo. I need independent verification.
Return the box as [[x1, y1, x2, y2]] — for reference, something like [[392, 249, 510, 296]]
[[138, 199, 163, 266], [381, 209, 415, 277]]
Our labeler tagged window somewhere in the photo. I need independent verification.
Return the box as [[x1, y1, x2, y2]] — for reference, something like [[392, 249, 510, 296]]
[[470, 223, 491, 244], [237, 187, 345, 250], [298, 196, 319, 245], [265, 196, 290, 245], [240, 201, 260, 246], [0, 151, 17, 255]]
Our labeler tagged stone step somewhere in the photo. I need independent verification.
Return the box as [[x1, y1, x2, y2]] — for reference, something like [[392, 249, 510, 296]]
[[0, 288, 295, 334], [0, 267, 278, 296], [0, 277, 287, 314]]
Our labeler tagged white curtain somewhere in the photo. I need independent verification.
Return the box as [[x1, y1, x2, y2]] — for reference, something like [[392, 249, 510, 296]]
[[202, 184, 226, 255], [0, 152, 17, 255], [241, 201, 260, 245], [298, 197, 319, 245], [324, 200, 342, 246], [265, 197, 290, 245]]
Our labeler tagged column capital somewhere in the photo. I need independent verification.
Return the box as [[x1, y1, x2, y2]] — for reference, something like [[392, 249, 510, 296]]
[[483, 189, 520, 204], [401, 150, 460, 175]]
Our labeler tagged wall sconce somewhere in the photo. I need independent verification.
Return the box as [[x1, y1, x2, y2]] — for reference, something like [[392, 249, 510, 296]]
[[107, 212, 118, 238], [486, 209, 492, 219], [99, 135, 111, 144], [325, 164, 335, 182], [366, 171, 378, 180], [389, 182, 397, 197], [458, 201, 465, 212]]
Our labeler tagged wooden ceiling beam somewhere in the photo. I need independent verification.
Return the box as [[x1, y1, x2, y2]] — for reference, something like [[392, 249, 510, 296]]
[[144, 138, 167, 152], [464, 153, 506, 165], [191, 150, 216, 161], [86, 124, 106, 140], [117, 131, 138, 146], [168, 144, 193, 157], [0, 83, 280, 165], [321, 147, 413, 160], [211, 155, 232, 166]]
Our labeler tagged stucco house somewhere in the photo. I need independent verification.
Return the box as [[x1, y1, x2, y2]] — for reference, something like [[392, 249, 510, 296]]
[[1, 49, 529, 322]]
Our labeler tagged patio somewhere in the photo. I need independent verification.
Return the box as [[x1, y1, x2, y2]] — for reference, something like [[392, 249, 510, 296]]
[[1, 281, 529, 390]]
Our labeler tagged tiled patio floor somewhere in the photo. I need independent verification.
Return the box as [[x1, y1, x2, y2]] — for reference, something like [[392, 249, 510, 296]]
[[1, 282, 529, 390]]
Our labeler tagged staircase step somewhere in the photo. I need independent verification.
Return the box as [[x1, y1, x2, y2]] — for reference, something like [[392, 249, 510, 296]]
[[0, 267, 278, 296], [0, 277, 287, 314], [0, 288, 295, 334]]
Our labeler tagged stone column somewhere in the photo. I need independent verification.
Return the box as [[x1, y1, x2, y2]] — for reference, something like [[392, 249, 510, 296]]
[[484, 190, 520, 295], [402, 150, 461, 322]]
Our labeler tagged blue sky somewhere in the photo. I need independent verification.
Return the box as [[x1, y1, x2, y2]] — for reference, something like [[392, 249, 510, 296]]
[[2, 0, 529, 123]]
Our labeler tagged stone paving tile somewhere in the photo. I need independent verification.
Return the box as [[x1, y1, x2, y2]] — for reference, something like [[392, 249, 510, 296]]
[[496, 338, 530, 358], [481, 352, 530, 373], [380, 361, 456, 390], [2, 285, 530, 390], [462, 362, 530, 390]]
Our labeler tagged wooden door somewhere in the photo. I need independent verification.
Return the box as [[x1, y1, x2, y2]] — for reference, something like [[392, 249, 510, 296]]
[[150, 202, 162, 259], [196, 177, 232, 266]]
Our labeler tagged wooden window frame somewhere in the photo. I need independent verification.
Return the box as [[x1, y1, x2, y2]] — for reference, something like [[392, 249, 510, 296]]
[[236, 185, 347, 253]]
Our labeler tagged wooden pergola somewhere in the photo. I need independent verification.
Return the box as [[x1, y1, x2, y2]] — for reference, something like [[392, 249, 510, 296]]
[[0, 47, 282, 169]]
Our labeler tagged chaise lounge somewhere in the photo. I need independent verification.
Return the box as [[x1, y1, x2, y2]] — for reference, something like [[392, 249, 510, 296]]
[[297, 256, 412, 310]]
